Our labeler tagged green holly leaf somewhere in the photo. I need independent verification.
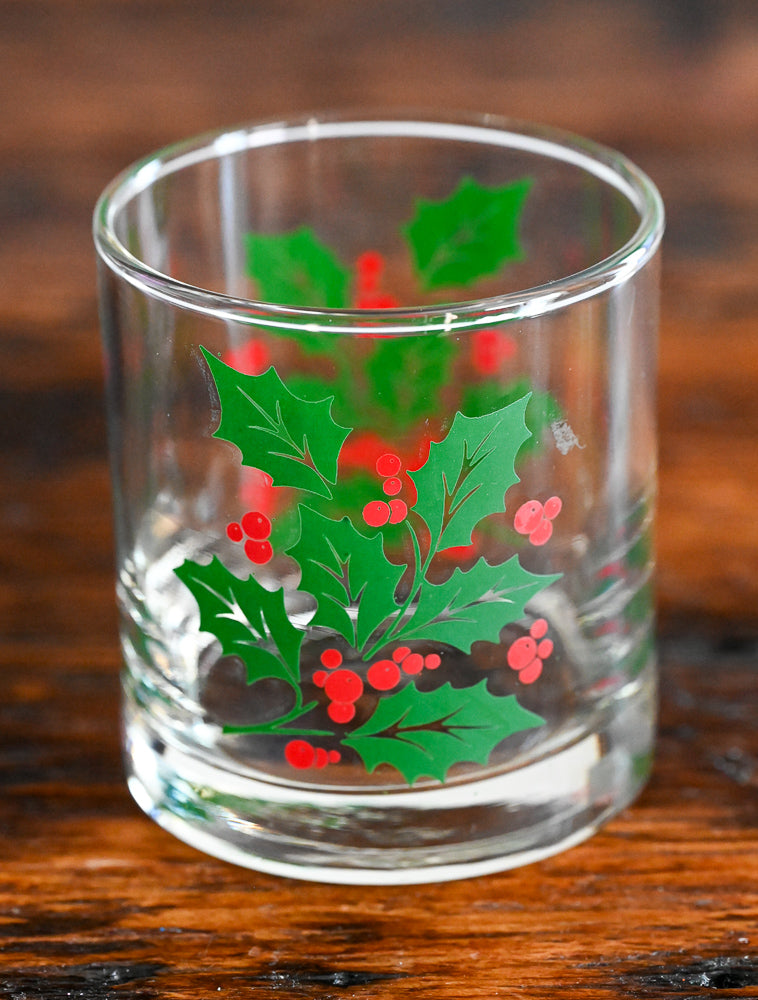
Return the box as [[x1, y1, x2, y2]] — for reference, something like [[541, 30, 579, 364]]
[[287, 506, 404, 650], [201, 347, 351, 497], [462, 378, 562, 458], [404, 176, 532, 291], [244, 227, 350, 308], [408, 394, 530, 551], [364, 334, 456, 428], [343, 680, 544, 784], [174, 556, 303, 687], [399, 556, 559, 652]]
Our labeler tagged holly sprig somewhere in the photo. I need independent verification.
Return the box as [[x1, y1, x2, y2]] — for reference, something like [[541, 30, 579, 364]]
[[174, 175, 564, 785], [177, 352, 558, 783], [245, 175, 532, 309], [237, 176, 559, 561], [241, 176, 550, 441]]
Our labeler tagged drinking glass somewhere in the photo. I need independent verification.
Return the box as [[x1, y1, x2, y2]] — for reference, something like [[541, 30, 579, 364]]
[[94, 113, 664, 883]]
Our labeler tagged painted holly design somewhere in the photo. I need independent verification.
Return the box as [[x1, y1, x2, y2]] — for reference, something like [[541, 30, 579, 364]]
[[514, 496, 563, 546], [507, 618, 554, 684], [313, 649, 364, 723], [285, 740, 341, 770], [175, 175, 566, 786], [362, 453, 409, 528], [176, 350, 561, 785], [342, 679, 540, 785], [227, 177, 562, 559], [227, 510, 273, 564]]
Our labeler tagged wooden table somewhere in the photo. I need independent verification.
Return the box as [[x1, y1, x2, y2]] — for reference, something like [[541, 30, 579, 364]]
[[1, 2, 757, 995]]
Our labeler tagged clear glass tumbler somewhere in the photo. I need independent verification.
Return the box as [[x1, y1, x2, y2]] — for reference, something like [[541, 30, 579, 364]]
[[94, 113, 664, 883]]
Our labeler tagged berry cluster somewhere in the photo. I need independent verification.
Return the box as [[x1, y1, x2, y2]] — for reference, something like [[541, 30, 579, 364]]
[[507, 618, 554, 684], [284, 739, 341, 770], [355, 251, 399, 309], [227, 510, 273, 564], [367, 646, 441, 691], [313, 644, 442, 720], [362, 453, 409, 527], [313, 649, 364, 723], [513, 496, 562, 546]]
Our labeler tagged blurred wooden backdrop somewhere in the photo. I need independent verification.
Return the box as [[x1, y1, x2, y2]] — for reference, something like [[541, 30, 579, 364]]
[[1, 2, 757, 998]]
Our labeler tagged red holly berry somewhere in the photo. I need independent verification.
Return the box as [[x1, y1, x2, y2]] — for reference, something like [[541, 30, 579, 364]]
[[382, 477, 403, 497], [285, 740, 316, 769], [519, 658, 543, 685], [367, 659, 401, 691], [543, 495, 563, 520], [244, 538, 273, 564], [328, 750, 341, 764], [313, 670, 327, 688], [320, 648, 343, 670], [528, 518, 553, 546], [388, 499, 407, 524], [363, 500, 391, 527], [514, 500, 544, 535], [530, 618, 548, 640], [241, 510, 272, 540], [376, 453, 402, 477], [507, 636, 537, 671], [314, 747, 329, 768], [324, 668, 363, 703], [424, 653, 441, 670], [401, 652, 424, 675], [328, 701, 356, 723], [226, 521, 244, 542], [537, 638, 554, 659], [392, 646, 411, 663], [472, 328, 516, 375], [356, 250, 384, 287]]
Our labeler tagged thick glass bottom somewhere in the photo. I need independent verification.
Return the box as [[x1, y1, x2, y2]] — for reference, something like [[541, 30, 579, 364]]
[[122, 663, 656, 885]]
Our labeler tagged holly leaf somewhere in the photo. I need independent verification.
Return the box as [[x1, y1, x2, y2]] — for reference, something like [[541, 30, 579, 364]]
[[201, 347, 351, 497], [461, 378, 562, 458], [343, 680, 544, 784], [364, 334, 456, 428], [408, 394, 530, 551], [244, 227, 350, 308], [287, 506, 404, 650], [174, 556, 303, 687], [404, 176, 532, 291], [399, 556, 559, 652]]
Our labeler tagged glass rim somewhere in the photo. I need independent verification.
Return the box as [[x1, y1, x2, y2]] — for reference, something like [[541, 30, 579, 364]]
[[93, 110, 665, 334]]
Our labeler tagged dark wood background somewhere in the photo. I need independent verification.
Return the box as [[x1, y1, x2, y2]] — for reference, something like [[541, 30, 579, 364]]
[[1, 2, 757, 996]]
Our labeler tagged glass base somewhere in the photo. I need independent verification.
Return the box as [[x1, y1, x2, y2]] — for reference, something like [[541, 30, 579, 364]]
[[122, 663, 656, 885]]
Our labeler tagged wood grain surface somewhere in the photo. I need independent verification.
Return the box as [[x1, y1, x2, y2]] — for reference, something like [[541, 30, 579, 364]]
[[1, 2, 757, 997]]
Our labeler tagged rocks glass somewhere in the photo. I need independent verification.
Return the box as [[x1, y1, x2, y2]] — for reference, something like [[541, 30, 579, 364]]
[[94, 113, 664, 883]]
